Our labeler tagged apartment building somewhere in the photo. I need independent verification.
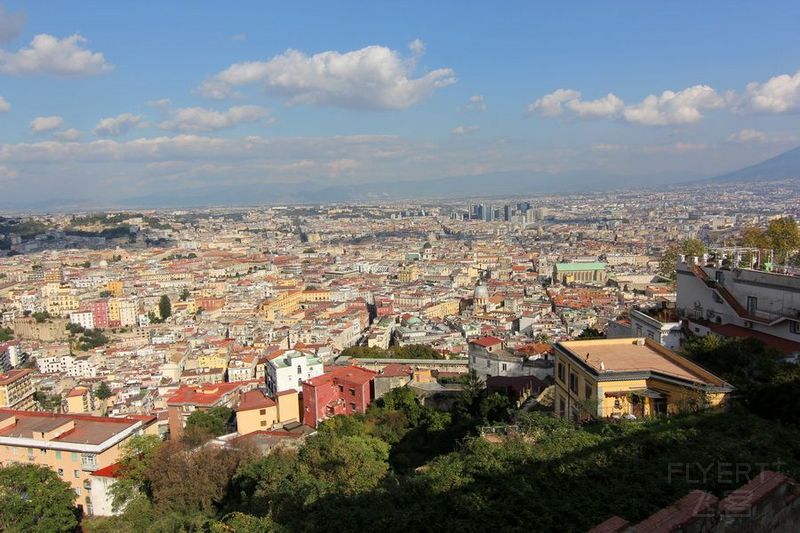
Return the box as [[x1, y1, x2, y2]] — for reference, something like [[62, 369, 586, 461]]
[[302, 366, 376, 428], [265, 349, 323, 394], [0, 369, 35, 410], [0, 409, 157, 516], [676, 259, 800, 355]]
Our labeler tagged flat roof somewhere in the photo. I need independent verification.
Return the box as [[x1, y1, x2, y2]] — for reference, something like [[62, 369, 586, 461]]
[[557, 338, 722, 385], [0, 410, 149, 447]]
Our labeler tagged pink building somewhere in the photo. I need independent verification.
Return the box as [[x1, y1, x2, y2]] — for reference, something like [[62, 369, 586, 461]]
[[302, 365, 376, 428], [89, 299, 110, 330]]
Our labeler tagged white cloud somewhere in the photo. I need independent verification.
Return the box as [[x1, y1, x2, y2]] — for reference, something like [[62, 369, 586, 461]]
[[30, 116, 64, 133], [54, 128, 81, 141], [0, 6, 26, 44], [565, 93, 624, 118], [0, 96, 9, 113], [94, 113, 142, 136], [198, 44, 456, 109], [408, 38, 425, 56], [728, 128, 768, 143], [530, 84, 725, 125], [462, 95, 487, 112], [231, 33, 247, 42], [623, 85, 724, 125], [526, 89, 581, 117], [0, 33, 112, 75], [739, 71, 800, 113], [159, 105, 269, 132], [451, 125, 479, 135], [146, 98, 171, 108]]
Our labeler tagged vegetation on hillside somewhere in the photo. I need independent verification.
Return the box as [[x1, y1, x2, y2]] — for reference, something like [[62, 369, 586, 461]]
[[340, 343, 445, 359]]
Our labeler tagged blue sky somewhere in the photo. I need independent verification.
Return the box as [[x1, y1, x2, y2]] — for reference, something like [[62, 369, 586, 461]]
[[1, 1, 800, 205]]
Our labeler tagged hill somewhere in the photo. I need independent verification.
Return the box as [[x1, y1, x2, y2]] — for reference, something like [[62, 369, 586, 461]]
[[707, 145, 800, 182]]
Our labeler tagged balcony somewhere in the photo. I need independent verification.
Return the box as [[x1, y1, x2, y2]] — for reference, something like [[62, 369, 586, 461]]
[[81, 454, 98, 472]]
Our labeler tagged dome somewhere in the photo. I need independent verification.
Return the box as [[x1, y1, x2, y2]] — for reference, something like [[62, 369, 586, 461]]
[[474, 283, 489, 300]]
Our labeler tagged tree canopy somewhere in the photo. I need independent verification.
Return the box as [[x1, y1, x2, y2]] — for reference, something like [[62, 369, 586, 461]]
[[0, 464, 78, 533]]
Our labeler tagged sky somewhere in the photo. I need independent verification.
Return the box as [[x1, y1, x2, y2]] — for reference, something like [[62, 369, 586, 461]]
[[1, 1, 800, 206]]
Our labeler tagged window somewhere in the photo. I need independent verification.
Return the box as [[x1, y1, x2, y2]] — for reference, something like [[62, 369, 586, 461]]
[[486, 359, 490, 368], [55, 450, 62, 460], [297, 365, 302, 374], [635, 325, 642, 337], [501, 363, 507, 371], [338, 385, 344, 392], [647, 331, 655, 340], [260, 420, 267, 427], [557, 362, 565, 382], [57, 468, 64, 477], [558, 398, 566, 417], [791, 321, 799, 334], [71, 452, 79, 462], [349, 388, 356, 396], [569, 372, 578, 394], [74, 470, 80, 479], [350, 402, 356, 410], [83, 480, 91, 490], [746, 296, 757, 314], [27, 449, 33, 461], [259, 409, 266, 415], [584, 384, 592, 399], [74, 487, 81, 496]]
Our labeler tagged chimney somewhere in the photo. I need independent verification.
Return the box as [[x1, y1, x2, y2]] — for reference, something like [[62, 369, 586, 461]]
[[599, 361, 605, 371]]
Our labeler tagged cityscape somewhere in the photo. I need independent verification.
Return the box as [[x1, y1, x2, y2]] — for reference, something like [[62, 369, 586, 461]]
[[1, 2, 800, 532]]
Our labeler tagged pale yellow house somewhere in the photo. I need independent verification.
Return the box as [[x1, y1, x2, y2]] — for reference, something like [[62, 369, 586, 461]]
[[0, 410, 158, 516], [553, 338, 732, 421], [235, 389, 300, 435], [0, 369, 35, 410]]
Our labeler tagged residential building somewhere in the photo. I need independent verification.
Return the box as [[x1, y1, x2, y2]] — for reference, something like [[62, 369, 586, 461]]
[[65, 386, 96, 414], [0, 409, 157, 516], [302, 366, 376, 428], [0, 369, 35, 410], [676, 259, 800, 355], [166, 381, 255, 439], [235, 388, 300, 435], [69, 311, 95, 331], [629, 306, 683, 351], [266, 349, 323, 395], [552, 337, 732, 422]]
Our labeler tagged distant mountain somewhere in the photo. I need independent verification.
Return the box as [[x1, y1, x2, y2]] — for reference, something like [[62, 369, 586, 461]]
[[706, 145, 800, 183]]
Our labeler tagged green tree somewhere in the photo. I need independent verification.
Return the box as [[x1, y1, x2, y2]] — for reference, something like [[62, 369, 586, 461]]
[[659, 239, 706, 280], [185, 406, 234, 442], [766, 217, 800, 264], [180, 288, 191, 301], [158, 295, 172, 319], [109, 434, 163, 511], [298, 432, 390, 496], [0, 464, 78, 532], [0, 327, 13, 342], [95, 381, 113, 400], [576, 327, 604, 339]]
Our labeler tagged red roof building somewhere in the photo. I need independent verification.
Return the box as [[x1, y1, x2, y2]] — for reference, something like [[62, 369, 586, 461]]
[[302, 366, 376, 428]]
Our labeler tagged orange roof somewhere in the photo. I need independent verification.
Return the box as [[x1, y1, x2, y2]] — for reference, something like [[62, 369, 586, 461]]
[[166, 382, 242, 406], [471, 336, 503, 348], [305, 365, 376, 387], [237, 389, 276, 411]]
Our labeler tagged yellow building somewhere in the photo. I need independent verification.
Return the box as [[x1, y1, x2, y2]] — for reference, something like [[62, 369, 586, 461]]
[[106, 280, 124, 297], [65, 386, 95, 414], [197, 351, 229, 370], [0, 410, 158, 516], [552, 338, 732, 422], [235, 389, 300, 435], [46, 291, 80, 317], [262, 290, 304, 321], [422, 298, 461, 319], [0, 369, 35, 410], [398, 265, 420, 282]]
